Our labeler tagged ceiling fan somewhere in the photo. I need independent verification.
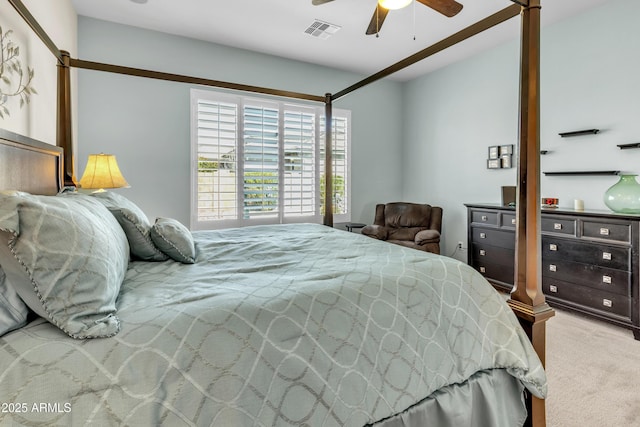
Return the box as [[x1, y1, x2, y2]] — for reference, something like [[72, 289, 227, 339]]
[[312, 0, 463, 35]]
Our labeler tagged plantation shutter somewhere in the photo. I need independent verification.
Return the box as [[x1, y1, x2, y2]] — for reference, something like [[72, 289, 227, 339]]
[[320, 115, 349, 218], [243, 103, 279, 219], [283, 109, 316, 218], [195, 99, 238, 221]]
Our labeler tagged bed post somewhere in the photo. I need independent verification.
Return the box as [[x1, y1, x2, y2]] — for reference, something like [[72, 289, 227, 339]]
[[507, 1, 554, 426], [323, 93, 334, 227], [57, 50, 75, 187]]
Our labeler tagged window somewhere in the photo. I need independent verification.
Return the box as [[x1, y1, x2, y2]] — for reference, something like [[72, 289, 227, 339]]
[[191, 89, 351, 229]]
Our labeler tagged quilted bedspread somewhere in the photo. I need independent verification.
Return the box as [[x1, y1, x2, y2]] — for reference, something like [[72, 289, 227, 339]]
[[0, 223, 546, 426]]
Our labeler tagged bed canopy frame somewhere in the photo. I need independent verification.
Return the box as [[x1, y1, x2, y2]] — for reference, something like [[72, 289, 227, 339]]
[[7, 0, 553, 425]]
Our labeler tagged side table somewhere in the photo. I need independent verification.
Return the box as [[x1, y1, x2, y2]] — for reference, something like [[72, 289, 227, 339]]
[[345, 223, 366, 232]]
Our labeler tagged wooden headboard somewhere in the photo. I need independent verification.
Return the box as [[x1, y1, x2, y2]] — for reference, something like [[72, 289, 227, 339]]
[[0, 128, 62, 195]]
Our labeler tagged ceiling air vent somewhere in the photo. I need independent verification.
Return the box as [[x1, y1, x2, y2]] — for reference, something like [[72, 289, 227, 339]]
[[304, 20, 341, 39]]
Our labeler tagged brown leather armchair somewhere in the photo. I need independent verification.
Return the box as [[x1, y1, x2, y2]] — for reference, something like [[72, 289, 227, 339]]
[[361, 202, 443, 254]]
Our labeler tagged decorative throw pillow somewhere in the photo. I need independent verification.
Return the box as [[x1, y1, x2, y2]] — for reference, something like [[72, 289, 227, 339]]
[[150, 218, 196, 264], [0, 265, 30, 336], [88, 191, 168, 261], [0, 193, 130, 339]]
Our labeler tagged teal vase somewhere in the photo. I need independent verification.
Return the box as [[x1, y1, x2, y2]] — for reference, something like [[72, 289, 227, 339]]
[[604, 174, 640, 214]]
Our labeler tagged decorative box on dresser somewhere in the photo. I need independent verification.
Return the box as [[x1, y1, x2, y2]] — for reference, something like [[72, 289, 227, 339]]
[[465, 203, 640, 340]]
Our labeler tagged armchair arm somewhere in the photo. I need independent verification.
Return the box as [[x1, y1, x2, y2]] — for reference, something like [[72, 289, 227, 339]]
[[362, 225, 389, 240], [415, 229, 440, 245], [428, 206, 443, 233]]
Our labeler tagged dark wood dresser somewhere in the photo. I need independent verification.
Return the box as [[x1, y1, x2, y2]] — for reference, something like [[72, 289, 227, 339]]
[[465, 203, 640, 340]]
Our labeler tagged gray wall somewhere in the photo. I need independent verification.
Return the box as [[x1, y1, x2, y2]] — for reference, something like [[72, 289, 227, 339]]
[[77, 17, 404, 228], [402, 0, 640, 261]]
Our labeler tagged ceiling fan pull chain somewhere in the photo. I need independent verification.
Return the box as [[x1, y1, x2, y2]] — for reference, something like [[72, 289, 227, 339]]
[[413, 0, 416, 40]]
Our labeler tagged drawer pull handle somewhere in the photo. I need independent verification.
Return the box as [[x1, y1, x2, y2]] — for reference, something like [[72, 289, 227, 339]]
[[479, 266, 486, 273], [511, 218, 516, 225], [600, 228, 610, 236], [602, 252, 612, 261], [479, 249, 486, 256], [549, 285, 558, 293], [603, 299, 612, 308], [603, 275, 612, 284], [481, 215, 488, 221], [549, 244, 557, 251], [480, 233, 486, 239], [549, 264, 557, 272], [554, 223, 562, 230]]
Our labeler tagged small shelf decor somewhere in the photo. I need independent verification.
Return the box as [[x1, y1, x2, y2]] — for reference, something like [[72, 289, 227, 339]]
[[543, 170, 620, 176], [558, 129, 600, 137], [617, 143, 640, 150]]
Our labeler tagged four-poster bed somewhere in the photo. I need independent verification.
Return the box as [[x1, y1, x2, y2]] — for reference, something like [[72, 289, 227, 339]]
[[1, 0, 553, 425]]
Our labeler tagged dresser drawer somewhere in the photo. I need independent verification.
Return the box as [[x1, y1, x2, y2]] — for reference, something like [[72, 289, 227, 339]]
[[542, 216, 576, 235], [542, 236, 631, 270], [471, 210, 499, 226], [471, 243, 514, 267], [544, 279, 631, 319], [583, 220, 631, 243], [471, 228, 515, 250], [542, 259, 631, 296], [502, 213, 517, 229], [472, 260, 514, 285]]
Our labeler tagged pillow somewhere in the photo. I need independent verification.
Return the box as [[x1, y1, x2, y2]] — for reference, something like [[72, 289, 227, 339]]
[[150, 218, 196, 264], [0, 190, 33, 336], [0, 193, 130, 339], [0, 266, 30, 336], [88, 191, 168, 261]]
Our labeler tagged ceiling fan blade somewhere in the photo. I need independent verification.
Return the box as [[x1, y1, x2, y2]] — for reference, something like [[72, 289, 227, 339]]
[[366, 5, 390, 35], [312, 0, 335, 5], [416, 0, 463, 17]]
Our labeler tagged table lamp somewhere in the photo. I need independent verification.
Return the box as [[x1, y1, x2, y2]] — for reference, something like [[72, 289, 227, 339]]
[[78, 153, 130, 192]]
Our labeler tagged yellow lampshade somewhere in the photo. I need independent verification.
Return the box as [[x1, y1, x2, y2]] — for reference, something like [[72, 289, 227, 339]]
[[79, 153, 130, 190], [378, 0, 412, 10]]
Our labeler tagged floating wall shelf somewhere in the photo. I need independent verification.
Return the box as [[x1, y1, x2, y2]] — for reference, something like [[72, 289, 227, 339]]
[[617, 143, 640, 150], [558, 129, 600, 137], [543, 170, 620, 176]]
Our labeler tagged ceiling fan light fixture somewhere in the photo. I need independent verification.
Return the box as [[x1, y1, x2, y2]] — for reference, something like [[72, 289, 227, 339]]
[[378, 0, 412, 10]]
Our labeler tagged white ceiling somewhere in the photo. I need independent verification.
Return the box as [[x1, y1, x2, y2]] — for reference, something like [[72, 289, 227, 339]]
[[70, 0, 613, 81]]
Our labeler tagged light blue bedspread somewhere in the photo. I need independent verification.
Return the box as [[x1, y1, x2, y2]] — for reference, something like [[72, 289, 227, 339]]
[[0, 223, 546, 426]]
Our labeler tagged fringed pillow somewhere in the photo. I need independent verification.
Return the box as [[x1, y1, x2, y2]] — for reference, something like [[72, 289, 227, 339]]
[[150, 217, 196, 264]]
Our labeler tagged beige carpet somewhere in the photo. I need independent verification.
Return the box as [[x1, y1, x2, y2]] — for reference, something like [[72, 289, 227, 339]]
[[545, 308, 640, 427]]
